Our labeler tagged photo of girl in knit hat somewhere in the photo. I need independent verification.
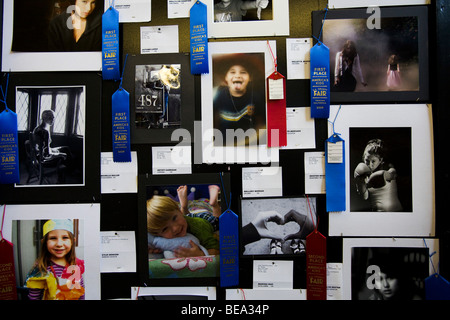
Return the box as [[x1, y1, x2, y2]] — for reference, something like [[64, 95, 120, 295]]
[[12, 219, 85, 300]]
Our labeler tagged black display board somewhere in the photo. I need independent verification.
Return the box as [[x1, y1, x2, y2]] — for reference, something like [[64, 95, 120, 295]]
[[0, 1, 448, 303]]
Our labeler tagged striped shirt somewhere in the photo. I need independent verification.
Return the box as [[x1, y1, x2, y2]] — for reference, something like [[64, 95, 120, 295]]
[[27, 261, 85, 300]]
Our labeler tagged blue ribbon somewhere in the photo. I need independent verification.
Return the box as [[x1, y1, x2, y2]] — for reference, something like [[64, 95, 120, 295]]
[[310, 42, 330, 119], [0, 75, 20, 184], [325, 107, 345, 211], [111, 56, 131, 162], [310, 6, 330, 119], [102, 6, 120, 80], [190, 1, 209, 74], [325, 133, 345, 211], [219, 173, 239, 287]]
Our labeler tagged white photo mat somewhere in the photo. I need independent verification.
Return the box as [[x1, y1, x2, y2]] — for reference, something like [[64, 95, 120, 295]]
[[328, 104, 435, 237], [342, 237, 439, 300], [131, 286, 216, 300], [201, 40, 279, 164], [2, 1, 102, 71], [1, 203, 101, 300], [328, 0, 429, 9], [205, 0, 289, 38]]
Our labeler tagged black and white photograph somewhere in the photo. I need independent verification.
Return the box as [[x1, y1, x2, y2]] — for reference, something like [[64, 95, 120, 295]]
[[351, 247, 429, 300], [342, 238, 439, 301], [15, 85, 86, 187], [312, 6, 429, 103], [240, 197, 316, 256], [134, 64, 181, 130], [0, 72, 101, 204], [205, 0, 289, 38], [213, 0, 273, 22], [349, 127, 412, 213], [327, 104, 434, 237], [122, 54, 195, 145]]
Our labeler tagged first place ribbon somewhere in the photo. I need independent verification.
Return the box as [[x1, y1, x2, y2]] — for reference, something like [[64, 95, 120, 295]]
[[102, 5, 120, 80], [0, 75, 20, 185], [310, 42, 330, 119], [219, 173, 239, 287], [111, 56, 131, 162], [310, 7, 330, 119], [0, 109, 20, 184], [190, 1, 209, 74]]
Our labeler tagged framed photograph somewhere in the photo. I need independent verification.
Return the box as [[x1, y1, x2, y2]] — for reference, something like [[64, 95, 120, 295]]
[[328, 104, 434, 237], [0, 72, 101, 204], [121, 53, 195, 145], [206, 0, 289, 38], [240, 196, 317, 257], [136, 172, 230, 286], [343, 238, 439, 300], [2, 1, 104, 71], [201, 40, 279, 164], [312, 5, 429, 103], [1, 203, 101, 300]]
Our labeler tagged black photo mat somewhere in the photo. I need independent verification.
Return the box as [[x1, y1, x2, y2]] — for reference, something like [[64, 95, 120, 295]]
[[351, 246, 429, 300], [136, 172, 230, 287], [312, 5, 429, 103], [239, 196, 317, 258], [0, 72, 102, 204], [349, 127, 412, 213], [121, 53, 195, 145]]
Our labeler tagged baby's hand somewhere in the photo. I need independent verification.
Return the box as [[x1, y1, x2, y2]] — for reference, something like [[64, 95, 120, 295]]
[[174, 240, 204, 257]]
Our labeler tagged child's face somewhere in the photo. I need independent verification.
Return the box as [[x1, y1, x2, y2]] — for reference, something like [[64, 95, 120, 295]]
[[225, 65, 250, 97], [364, 154, 382, 172], [156, 209, 188, 239], [46, 229, 72, 260]]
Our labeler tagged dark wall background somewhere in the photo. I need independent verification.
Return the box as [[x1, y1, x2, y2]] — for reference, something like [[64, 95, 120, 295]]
[[1, 0, 449, 300]]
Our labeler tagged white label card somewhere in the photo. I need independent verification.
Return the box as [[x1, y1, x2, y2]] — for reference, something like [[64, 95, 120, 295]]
[[268, 78, 284, 100], [253, 260, 293, 289], [152, 146, 192, 175], [100, 231, 136, 273], [327, 141, 343, 164], [242, 167, 282, 197]]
